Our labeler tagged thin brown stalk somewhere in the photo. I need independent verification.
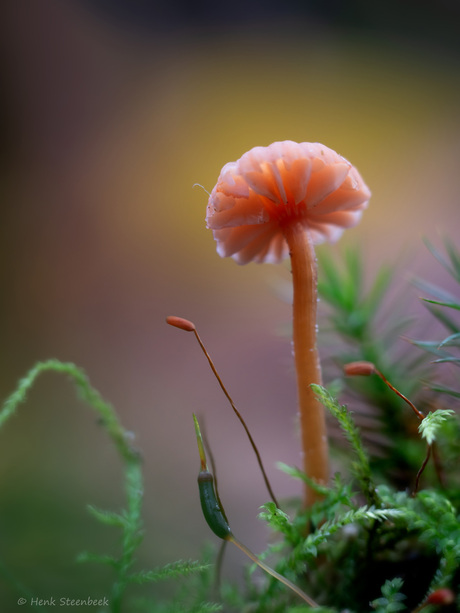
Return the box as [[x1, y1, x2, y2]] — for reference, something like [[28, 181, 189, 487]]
[[375, 369, 425, 421], [413, 444, 432, 496], [192, 329, 280, 508]]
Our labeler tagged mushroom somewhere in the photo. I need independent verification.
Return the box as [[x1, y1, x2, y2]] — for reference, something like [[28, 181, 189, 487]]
[[206, 141, 370, 506]]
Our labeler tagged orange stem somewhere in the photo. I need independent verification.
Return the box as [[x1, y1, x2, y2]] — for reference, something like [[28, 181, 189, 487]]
[[282, 221, 329, 506]]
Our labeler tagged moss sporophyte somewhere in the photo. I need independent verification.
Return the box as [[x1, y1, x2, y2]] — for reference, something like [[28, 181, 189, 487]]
[[205, 141, 370, 506], [192, 413, 318, 607], [166, 314, 278, 506]]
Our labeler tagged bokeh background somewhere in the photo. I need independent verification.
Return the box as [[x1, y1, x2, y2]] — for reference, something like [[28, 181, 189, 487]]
[[1, 0, 460, 608]]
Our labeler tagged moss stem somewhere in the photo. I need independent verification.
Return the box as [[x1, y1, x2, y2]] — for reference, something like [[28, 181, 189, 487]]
[[282, 221, 329, 506], [230, 536, 318, 607]]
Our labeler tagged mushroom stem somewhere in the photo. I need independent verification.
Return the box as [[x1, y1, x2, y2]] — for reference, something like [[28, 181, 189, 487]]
[[282, 220, 329, 507]]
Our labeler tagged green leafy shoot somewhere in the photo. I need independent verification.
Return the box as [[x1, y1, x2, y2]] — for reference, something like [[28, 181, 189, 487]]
[[302, 505, 402, 558], [0, 360, 219, 613], [128, 544, 224, 613], [427, 383, 460, 400], [423, 236, 460, 284], [86, 505, 128, 528], [276, 462, 331, 496], [258, 502, 295, 541], [412, 277, 459, 308], [439, 332, 460, 347], [317, 246, 429, 478], [406, 339, 450, 358], [411, 238, 460, 404], [128, 560, 212, 584], [418, 410, 456, 445], [421, 298, 460, 311], [317, 246, 394, 343], [433, 356, 460, 366], [0, 360, 144, 613], [0, 359, 138, 462], [415, 239, 460, 315], [311, 384, 378, 505], [370, 577, 406, 613], [423, 302, 459, 334]]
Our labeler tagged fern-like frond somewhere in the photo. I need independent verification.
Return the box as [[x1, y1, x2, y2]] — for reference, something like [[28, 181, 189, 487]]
[[86, 505, 128, 528], [312, 384, 377, 505], [370, 577, 406, 613], [128, 560, 212, 584], [302, 505, 402, 558], [0, 360, 143, 613], [418, 410, 456, 445]]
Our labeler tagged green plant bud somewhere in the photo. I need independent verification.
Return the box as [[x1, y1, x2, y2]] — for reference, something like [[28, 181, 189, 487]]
[[198, 470, 232, 540]]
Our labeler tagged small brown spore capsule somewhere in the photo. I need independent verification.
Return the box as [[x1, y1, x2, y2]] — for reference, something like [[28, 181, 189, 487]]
[[426, 588, 455, 606], [166, 315, 196, 332], [344, 361, 377, 377]]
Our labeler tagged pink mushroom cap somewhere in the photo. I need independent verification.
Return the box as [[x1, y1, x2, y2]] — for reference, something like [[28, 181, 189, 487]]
[[206, 141, 371, 264]]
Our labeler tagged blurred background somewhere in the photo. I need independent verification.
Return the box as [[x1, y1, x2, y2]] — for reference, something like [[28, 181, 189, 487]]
[[1, 0, 459, 607]]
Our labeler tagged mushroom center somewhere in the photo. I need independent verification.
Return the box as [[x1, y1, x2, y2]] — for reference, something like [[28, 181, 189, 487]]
[[266, 198, 308, 229]]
